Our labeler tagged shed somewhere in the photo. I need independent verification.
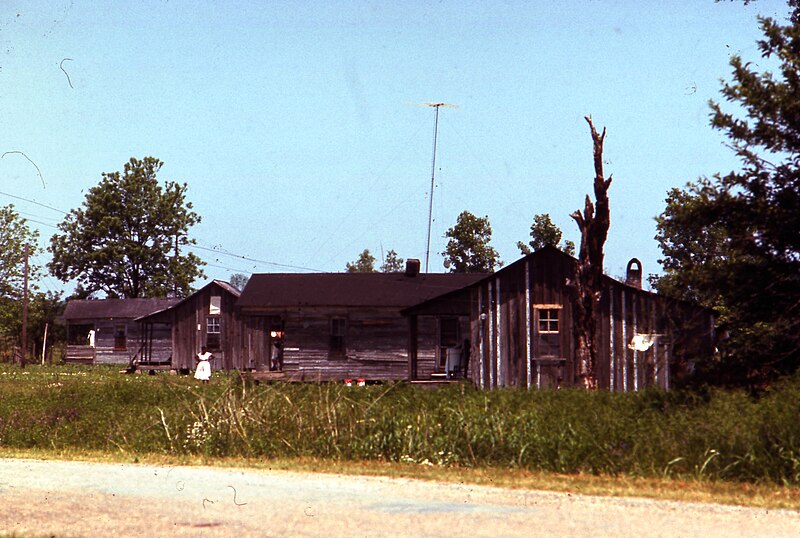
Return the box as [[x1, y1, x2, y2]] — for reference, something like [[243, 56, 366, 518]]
[[236, 266, 483, 381], [63, 298, 179, 365], [136, 280, 242, 371], [405, 247, 716, 390]]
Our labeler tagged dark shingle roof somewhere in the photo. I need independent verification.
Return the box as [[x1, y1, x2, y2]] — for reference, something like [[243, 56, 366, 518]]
[[237, 272, 485, 309], [63, 298, 181, 321]]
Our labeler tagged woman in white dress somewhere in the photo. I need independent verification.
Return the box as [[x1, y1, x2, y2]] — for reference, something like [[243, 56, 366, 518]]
[[194, 346, 214, 383]]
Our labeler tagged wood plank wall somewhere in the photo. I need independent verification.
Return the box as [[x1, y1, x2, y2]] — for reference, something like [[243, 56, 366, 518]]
[[170, 284, 243, 370], [242, 309, 450, 381], [469, 250, 715, 391], [66, 320, 148, 365]]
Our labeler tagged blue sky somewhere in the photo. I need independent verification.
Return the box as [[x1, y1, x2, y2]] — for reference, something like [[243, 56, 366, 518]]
[[1, 0, 789, 295]]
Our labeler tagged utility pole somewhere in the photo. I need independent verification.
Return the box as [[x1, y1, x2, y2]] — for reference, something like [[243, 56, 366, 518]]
[[21, 243, 28, 368], [174, 232, 179, 298], [421, 102, 457, 273]]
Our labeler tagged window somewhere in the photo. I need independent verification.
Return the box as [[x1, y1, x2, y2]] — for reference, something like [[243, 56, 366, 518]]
[[330, 318, 346, 357], [534, 306, 561, 357], [209, 296, 221, 315], [114, 324, 127, 351], [206, 316, 221, 351], [538, 309, 559, 333]]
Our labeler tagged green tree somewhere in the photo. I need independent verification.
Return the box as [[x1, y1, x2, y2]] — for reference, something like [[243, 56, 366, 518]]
[[49, 157, 205, 298], [443, 211, 501, 273], [655, 16, 800, 387], [30, 291, 66, 363], [0, 205, 44, 358], [0, 205, 41, 299], [0, 291, 65, 363], [380, 249, 405, 273], [517, 213, 576, 256], [229, 273, 250, 291], [346, 249, 377, 273]]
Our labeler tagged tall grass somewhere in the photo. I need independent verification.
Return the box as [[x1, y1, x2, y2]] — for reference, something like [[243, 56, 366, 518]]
[[2, 365, 800, 484]]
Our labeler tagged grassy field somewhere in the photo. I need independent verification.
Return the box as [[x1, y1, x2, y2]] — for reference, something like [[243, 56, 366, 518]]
[[2, 364, 800, 509]]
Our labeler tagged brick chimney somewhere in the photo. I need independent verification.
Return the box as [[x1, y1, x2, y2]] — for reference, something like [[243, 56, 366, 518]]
[[405, 258, 421, 277], [626, 258, 642, 289]]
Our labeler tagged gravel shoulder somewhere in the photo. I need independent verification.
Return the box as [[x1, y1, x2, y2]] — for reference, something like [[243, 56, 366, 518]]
[[1, 458, 799, 537]]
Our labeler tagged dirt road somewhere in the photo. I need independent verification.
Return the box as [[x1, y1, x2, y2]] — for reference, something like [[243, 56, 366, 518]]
[[1, 458, 798, 537]]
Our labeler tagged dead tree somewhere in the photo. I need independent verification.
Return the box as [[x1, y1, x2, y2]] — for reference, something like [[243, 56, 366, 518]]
[[570, 116, 612, 389]]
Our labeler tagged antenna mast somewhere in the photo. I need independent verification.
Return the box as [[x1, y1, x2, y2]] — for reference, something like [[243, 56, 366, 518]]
[[421, 102, 457, 272]]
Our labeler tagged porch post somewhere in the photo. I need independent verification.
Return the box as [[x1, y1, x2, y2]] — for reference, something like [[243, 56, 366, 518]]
[[525, 260, 532, 389], [408, 314, 418, 380]]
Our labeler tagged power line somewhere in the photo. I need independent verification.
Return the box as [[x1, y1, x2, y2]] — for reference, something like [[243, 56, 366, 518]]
[[188, 243, 324, 273], [31, 253, 62, 294], [0, 189, 326, 273], [0, 190, 66, 214], [22, 217, 58, 230], [202, 261, 253, 275]]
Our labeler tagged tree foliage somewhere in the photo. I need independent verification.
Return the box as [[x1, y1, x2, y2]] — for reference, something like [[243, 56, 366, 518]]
[[655, 16, 800, 387], [0, 205, 41, 300], [443, 211, 500, 273], [229, 273, 250, 291], [346, 249, 377, 273], [0, 205, 63, 360], [380, 249, 405, 273], [0, 290, 65, 362], [49, 157, 205, 298], [517, 213, 576, 256]]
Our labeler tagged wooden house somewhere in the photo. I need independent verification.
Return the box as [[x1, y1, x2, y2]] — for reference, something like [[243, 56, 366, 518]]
[[63, 298, 178, 365], [405, 246, 716, 390], [136, 280, 242, 371], [236, 262, 483, 381]]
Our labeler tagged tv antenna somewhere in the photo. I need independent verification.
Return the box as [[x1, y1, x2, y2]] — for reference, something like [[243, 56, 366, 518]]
[[418, 102, 458, 272]]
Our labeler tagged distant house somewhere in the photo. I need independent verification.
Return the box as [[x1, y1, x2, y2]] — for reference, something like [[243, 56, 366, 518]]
[[63, 298, 179, 365], [236, 261, 483, 381], [405, 246, 716, 390], [136, 280, 242, 371]]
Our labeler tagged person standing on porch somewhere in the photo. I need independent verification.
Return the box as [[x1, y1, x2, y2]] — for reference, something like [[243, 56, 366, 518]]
[[270, 340, 284, 371], [194, 346, 214, 384]]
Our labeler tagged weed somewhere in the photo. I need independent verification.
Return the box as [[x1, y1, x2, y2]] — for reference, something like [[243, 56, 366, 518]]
[[2, 365, 800, 485]]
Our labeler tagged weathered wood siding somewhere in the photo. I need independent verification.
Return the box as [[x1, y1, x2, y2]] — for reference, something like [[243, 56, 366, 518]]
[[169, 283, 243, 370], [94, 320, 141, 365], [470, 249, 574, 389], [469, 248, 715, 390], [242, 308, 445, 381], [414, 316, 443, 379], [136, 322, 172, 364], [64, 345, 94, 364], [66, 320, 168, 365]]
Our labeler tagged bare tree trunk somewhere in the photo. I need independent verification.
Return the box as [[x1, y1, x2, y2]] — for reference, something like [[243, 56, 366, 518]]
[[570, 116, 612, 390]]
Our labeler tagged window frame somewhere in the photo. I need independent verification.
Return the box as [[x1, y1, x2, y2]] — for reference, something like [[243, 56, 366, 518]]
[[206, 315, 221, 351], [537, 308, 560, 334], [533, 304, 562, 358]]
